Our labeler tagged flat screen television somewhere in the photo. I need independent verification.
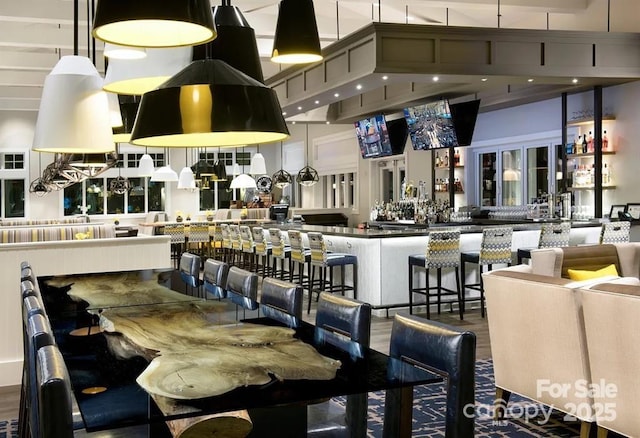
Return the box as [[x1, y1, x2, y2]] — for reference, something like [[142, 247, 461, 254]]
[[354, 115, 393, 158], [449, 99, 480, 146], [403, 100, 459, 150], [269, 204, 289, 222], [386, 117, 408, 155]]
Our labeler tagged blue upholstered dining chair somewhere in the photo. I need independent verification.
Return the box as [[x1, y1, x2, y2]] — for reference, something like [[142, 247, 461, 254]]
[[260, 277, 303, 328], [383, 314, 476, 438], [202, 259, 229, 300], [179, 252, 201, 297], [225, 266, 259, 320]]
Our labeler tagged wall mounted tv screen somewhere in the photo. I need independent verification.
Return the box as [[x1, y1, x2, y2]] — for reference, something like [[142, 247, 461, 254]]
[[449, 99, 480, 146], [403, 100, 459, 150], [354, 115, 392, 158]]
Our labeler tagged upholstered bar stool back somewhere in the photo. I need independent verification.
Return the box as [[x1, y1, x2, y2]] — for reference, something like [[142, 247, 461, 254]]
[[461, 227, 513, 317], [269, 228, 291, 280], [600, 221, 631, 244], [226, 266, 259, 319], [186, 221, 210, 258], [252, 227, 272, 277], [220, 224, 233, 263], [383, 314, 476, 438], [287, 230, 311, 287], [517, 222, 570, 264], [163, 223, 186, 268], [229, 224, 243, 267], [179, 252, 201, 296], [408, 229, 462, 319], [203, 259, 229, 299], [209, 224, 224, 259], [239, 225, 256, 271], [35, 345, 74, 438], [260, 277, 303, 328], [307, 232, 358, 314]]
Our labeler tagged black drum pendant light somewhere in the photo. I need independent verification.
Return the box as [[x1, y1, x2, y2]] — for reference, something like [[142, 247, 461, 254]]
[[271, 0, 323, 64], [92, 0, 217, 48], [130, 59, 289, 148], [112, 97, 140, 143], [193, 0, 264, 83]]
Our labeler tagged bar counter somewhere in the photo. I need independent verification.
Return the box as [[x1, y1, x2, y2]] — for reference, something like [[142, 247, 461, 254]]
[[269, 220, 605, 315]]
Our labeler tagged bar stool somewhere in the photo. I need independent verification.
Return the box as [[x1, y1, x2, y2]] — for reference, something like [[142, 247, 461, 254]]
[[186, 221, 210, 259], [239, 225, 256, 271], [163, 223, 185, 269], [287, 230, 312, 288], [307, 232, 358, 314], [517, 222, 571, 264], [252, 227, 272, 277], [220, 224, 233, 264], [408, 229, 462, 319], [599, 221, 631, 244], [269, 228, 291, 280], [228, 224, 243, 267], [208, 224, 224, 260], [460, 227, 513, 318]]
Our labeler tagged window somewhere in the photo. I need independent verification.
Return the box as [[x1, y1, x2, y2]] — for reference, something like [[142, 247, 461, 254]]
[[126, 153, 165, 168], [4, 154, 24, 169], [320, 172, 356, 209], [219, 152, 234, 166], [3, 179, 25, 217]]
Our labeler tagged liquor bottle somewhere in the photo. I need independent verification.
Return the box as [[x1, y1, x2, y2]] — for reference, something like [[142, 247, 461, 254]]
[[454, 149, 460, 166], [589, 164, 595, 186], [443, 151, 449, 167], [602, 130, 609, 151], [435, 153, 441, 167], [603, 163, 610, 185], [587, 131, 594, 153], [581, 134, 588, 154]]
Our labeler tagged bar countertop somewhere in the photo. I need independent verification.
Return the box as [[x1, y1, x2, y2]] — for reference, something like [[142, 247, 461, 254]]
[[270, 220, 605, 239]]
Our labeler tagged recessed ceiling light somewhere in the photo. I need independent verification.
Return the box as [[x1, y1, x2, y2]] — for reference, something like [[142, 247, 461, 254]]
[[297, 106, 302, 110], [291, 121, 296, 124], [314, 100, 319, 104], [282, 111, 287, 116], [527, 78, 534, 82], [382, 75, 388, 80], [432, 76, 439, 82], [326, 121, 330, 125], [481, 78, 488, 82], [334, 92, 340, 97], [356, 84, 362, 90], [572, 78, 579, 84]]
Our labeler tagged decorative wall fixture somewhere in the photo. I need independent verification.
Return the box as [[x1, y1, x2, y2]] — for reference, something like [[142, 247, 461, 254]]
[[271, 0, 322, 64], [92, 0, 217, 48]]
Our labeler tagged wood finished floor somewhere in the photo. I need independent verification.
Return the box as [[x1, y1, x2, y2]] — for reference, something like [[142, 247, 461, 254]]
[[0, 301, 490, 422]]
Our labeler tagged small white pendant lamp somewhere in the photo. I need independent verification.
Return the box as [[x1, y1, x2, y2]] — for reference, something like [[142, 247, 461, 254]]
[[138, 152, 155, 177], [151, 149, 178, 182], [33, 56, 115, 153], [249, 151, 267, 175], [230, 173, 257, 189], [177, 149, 196, 189]]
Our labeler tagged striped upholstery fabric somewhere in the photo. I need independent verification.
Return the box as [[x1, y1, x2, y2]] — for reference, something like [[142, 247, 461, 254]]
[[229, 225, 242, 251], [479, 227, 513, 266], [0, 217, 88, 227], [220, 224, 233, 249], [239, 226, 254, 253], [425, 229, 461, 269], [600, 221, 630, 244], [308, 232, 328, 265], [163, 223, 185, 244], [187, 222, 209, 244], [252, 227, 270, 256], [0, 225, 115, 243], [287, 230, 309, 263], [269, 228, 289, 259], [538, 222, 571, 248]]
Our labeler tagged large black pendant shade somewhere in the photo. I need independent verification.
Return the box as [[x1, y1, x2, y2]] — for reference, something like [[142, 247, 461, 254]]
[[112, 98, 140, 143], [193, 1, 263, 82], [130, 59, 289, 147], [92, 0, 217, 48], [271, 0, 323, 64]]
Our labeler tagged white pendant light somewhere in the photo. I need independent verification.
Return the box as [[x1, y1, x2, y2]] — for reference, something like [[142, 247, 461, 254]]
[[107, 93, 123, 128], [230, 173, 257, 189], [104, 43, 147, 60], [232, 163, 241, 177], [33, 56, 115, 153], [249, 152, 267, 175], [151, 165, 178, 182], [103, 47, 192, 95], [138, 153, 155, 177], [177, 166, 196, 189]]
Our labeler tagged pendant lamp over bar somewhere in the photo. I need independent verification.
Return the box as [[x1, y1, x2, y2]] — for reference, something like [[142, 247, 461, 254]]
[[103, 47, 192, 96], [297, 124, 319, 186], [271, 0, 323, 64], [113, 97, 140, 143], [130, 59, 289, 147], [272, 142, 292, 188], [92, 0, 217, 48], [178, 149, 196, 190], [193, 0, 264, 82], [138, 149, 155, 177], [151, 149, 178, 182], [104, 43, 146, 60], [250, 145, 267, 175], [33, 56, 115, 153]]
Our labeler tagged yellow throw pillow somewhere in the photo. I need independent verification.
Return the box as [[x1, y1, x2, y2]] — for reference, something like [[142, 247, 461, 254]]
[[567, 264, 619, 281]]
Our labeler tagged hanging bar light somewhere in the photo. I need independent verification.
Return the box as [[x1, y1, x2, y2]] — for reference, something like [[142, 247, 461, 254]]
[[138, 147, 155, 177], [178, 149, 196, 190], [297, 124, 319, 186], [272, 141, 292, 189], [92, 0, 217, 48], [249, 145, 267, 175], [151, 148, 178, 182], [112, 96, 140, 143], [271, 0, 323, 64], [103, 42, 146, 60]]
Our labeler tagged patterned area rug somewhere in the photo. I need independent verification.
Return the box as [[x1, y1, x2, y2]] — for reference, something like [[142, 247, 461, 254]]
[[0, 419, 18, 438], [336, 358, 585, 437]]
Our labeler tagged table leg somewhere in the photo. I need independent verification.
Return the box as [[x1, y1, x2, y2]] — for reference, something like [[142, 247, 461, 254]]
[[382, 386, 413, 438]]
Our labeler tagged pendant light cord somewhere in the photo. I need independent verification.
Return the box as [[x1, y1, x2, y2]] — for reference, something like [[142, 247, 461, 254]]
[[73, 0, 78, 55]]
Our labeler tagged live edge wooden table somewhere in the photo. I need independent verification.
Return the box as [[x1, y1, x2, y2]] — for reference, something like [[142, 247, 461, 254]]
[[40, 271, 439, 438]]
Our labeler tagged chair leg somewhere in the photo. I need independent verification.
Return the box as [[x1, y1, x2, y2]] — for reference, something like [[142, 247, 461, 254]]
[[494, 387, 512, 420], [408, 263, 413, 315], [460, 259, 466, 314], [436, 268, 442, 315], [425, 268, 430, 319], [352, 262, 358, 300], [455, 267, 463, 320], [481, 265, 488, 318], [308, 265, 316, 314]]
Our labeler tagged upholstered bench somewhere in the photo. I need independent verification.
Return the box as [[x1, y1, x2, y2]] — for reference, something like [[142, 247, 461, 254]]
[[0, 224, 116, 243]]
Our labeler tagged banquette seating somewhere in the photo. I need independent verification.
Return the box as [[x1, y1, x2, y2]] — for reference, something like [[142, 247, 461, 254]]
[[483, 242, 640, 437]]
